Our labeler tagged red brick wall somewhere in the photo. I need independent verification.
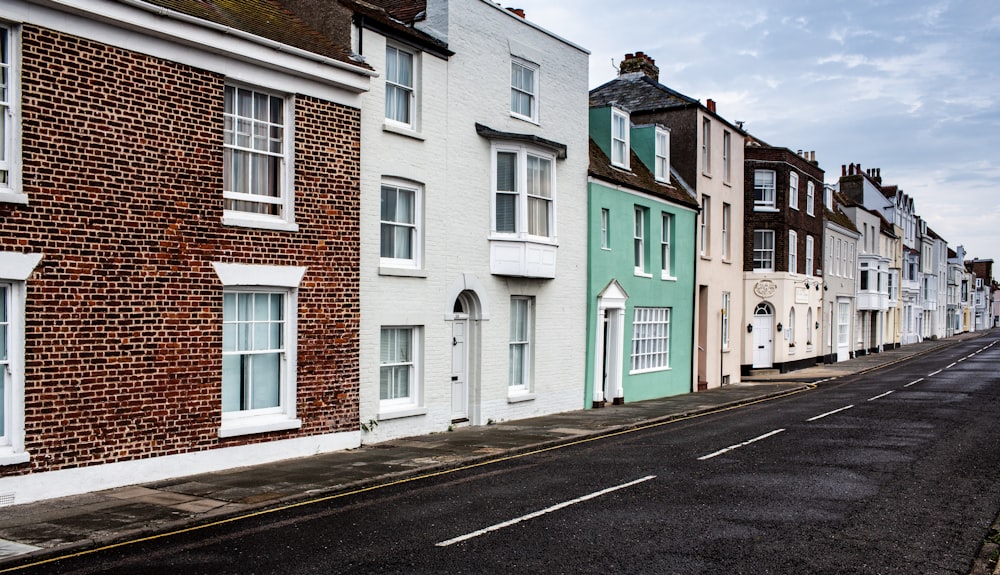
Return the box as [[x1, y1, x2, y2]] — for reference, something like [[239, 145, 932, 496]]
[[0, 26, 360, 476]]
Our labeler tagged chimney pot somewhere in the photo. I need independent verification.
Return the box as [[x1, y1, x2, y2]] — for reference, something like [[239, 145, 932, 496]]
[[842, 164, 847, 176], [619, 51, 660, 82], [506, 7, 525, 18], [707, 98, 716, 113]]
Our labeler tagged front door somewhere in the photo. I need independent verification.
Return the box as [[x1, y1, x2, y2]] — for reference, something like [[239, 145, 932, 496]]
[[451, 318, 468, 422], [752, 303, 773, 368], [837, 300, 851, 362]]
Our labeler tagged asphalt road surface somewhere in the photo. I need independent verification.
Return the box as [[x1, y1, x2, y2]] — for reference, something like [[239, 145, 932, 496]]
[[14, 333, 1000, 574]]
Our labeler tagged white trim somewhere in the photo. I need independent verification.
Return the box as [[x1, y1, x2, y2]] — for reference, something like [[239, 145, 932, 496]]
[[0, 430, 359, 505], [0, 253, 43, 281], [212, 262, 306, 288], [5, 0, 371, 106]]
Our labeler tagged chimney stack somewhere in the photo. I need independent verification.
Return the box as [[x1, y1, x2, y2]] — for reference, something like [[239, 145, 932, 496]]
[[506, 7, 525, 18], [706, 99, 716, 113], [619, 51, 660, 82]]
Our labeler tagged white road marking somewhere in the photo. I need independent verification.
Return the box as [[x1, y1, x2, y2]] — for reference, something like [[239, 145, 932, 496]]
[[928, 369, 943, 377], [904, 378, 924, 388], [435, 475, 657, 547], [807, 405, 855, 422], [868, 390, 894, 401], [946, 362, 957, 369], [697, 429, 786, 461]]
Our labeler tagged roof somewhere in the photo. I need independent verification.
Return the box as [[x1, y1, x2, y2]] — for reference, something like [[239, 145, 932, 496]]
[[587, 139, 699, 210], [140, 0, 365, 67], [825, 204, 858, 234], [362, 0, 427, 24]]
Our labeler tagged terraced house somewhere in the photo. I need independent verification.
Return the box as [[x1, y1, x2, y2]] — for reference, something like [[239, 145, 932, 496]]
[[0, 0, 372, 504]]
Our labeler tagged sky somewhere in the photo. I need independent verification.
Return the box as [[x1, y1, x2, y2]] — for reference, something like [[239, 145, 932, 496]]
[[511, 0, 1000, 264]]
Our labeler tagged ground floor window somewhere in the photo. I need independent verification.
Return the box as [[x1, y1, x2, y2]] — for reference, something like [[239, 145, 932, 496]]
[[509, 297, 533, 392], [631, 307, 671, 372], [223, 291, 287, 413], [380, 326, 420, 408]]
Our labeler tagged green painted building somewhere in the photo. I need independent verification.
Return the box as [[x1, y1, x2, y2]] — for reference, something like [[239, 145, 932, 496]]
[[585, 106, 699, 406]]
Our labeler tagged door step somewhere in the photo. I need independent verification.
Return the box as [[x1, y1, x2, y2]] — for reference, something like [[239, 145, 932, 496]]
[[749, 368, 780, 376]]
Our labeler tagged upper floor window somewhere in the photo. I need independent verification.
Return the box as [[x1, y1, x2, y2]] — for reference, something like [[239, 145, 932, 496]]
[[788, 230, 798, 274], [654, 127, 669, 182], [223, 84, 294, 228], [753, 229, 775, 271], [788, 171, 799, 210], [611, 109, 629, 169], [385, 45, 415, 128], [700, 196, 711, 257], [701, 118, 711, 175], [634, 206, 647, 275], [510, 58, 538, 122], [1, 24, 23, 202], [805, 235, 815, 277], [806, 181, 815, 215], [722, 130, 731, 183], [380, 181, 422, 269], [600, 208, 610, 250], [721, 203, 731, 261], [660, 212, 674, 279], [754, 170, 776, 210], [493, 144, 556, 240]]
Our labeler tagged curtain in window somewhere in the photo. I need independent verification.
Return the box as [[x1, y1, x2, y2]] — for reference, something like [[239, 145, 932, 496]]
[[223, 86, 284, 216], [385, 47, 413, 124], [509, 299, 529, 388], [380, 328, 412, 400], [380, 186, 415, 259], [222, 292, 284, 413], [526, 155, 550, 236], [511, 63, 534, 117]]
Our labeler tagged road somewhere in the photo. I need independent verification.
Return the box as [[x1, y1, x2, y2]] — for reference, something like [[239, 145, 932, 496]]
[[13, 333, 1000, 574]]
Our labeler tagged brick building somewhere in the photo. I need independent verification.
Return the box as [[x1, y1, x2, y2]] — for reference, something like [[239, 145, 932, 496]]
[[0, 0, 372, 504], [742, 139, 825, 374]]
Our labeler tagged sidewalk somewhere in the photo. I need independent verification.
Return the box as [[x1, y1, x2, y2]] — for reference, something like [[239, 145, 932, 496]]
[[0, 331, 991, 569]]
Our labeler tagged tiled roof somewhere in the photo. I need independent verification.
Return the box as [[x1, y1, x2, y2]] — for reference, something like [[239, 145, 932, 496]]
[[587, 139, 699, 210], [589, 73, 697, 114], [362, 0, 426, 23], [341, 0, 450, 56], [825, 205, 858, 233], [140, 0, 364, 67]]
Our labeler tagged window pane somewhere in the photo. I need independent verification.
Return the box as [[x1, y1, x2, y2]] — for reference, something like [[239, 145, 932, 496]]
[[496, 193, 517, 233], [497, 152, 517, 191], [527, 197, 549, 236], [222, 355, 243, 412], [251, 353, 281, 409]]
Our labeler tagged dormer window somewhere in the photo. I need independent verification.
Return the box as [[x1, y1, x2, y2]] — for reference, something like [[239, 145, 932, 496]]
[[611, 109, 629, 169], [654, 127, 669, 182]]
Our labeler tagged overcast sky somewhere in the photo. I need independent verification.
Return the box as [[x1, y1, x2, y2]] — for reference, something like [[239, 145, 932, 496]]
[[511, 0, 999, 264]]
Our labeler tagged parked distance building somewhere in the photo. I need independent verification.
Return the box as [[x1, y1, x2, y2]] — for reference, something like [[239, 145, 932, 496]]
[[822, 192, 860, 362], [0, 0, 374, 504], [742, 140, 824, 373], [585, 105, 699, 405], [590, 52, 745, 390], [967, 258, 995, 331]]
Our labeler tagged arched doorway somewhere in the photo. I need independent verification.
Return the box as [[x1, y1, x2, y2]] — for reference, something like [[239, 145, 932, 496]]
[[752, 302, 774, 368], [450, 290, 480, 423]]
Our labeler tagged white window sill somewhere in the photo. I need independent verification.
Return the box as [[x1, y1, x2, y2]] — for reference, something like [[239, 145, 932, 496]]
[[630, 366, 671, 376], [634, 270, 653, 278], [0, 451, 30, 466], [377, 406, 427, 421], [660, 274, 677, 282], [754, 207, 780, 213], [382, 123, 425, 141], [507, 392, 536, 403], [0, 191, 28, 205], [509, 113, 540, 126], [378, 266, 427, 278], [222, 214, 299, 232], [218, 416, 302, 438]]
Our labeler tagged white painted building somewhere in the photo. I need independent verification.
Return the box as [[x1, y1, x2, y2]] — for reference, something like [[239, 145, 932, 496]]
[[822, 194, 860, 363], [328, 0, 591, 442]]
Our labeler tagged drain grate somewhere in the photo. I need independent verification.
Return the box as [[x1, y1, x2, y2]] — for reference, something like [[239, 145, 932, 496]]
[[0, 493, 14, 507]]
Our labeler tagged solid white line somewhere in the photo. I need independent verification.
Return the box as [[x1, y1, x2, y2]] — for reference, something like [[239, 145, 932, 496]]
[[435, 475, 657, 547], [697, 429, 786, 461], [904, 378, 924, 388], [928, 369, 943, 377], [868, 390, 894, 401], [807, 405, 855, 422]]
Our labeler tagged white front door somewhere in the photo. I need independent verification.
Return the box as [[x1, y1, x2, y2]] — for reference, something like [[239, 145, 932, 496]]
[[451, 318, 468, 421], [752, 314, 773, 368], [837, 300, 851, 362]]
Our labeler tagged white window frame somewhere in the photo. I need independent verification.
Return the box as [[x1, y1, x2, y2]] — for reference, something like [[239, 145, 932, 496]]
[[721, 202, 731, 261], [806, 181, 815, 216], [491, 143, 557, 242], [660, 212, 674, 279], [631, 307, 671, 373], [213, 263, 305, 438], [508, 296, 533, 394], [701, 118, 711, 175], [611, 108, 630, 169], [788, 307, 796, 346], [805, 235, 815, 277], [806, 307, 813, 347], [385, 43, 417, 130], [838, 301, 851, 346], [0, 252, 41, 465], [788, 171, 799, 210], [222, 83, 296, 231], [634, 206, 647, 275], [722, 130, 731, 183], [654, 126, 669, 182], [754, 169, 776, 210], [0, 24, 24, 204], [722, 291, 731, 350], [788, 230, 798, 274], [510, 58, 538, 123], [700, 196, 710, 257], [379, 326, 421, 411], [380, 179, 422, 269], [754, 229, 775, 272], [600, 208, 610, 250]]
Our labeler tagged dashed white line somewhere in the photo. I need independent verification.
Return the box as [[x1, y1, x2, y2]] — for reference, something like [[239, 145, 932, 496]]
[[946, 362, 957, 369], [928, 369, 943, 377], [868, 390, 895, 401], [807, 405, 855, 422], [697, 429, 786, 461], [435, 475, 657, 547], [904, 378, 924, 388]]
